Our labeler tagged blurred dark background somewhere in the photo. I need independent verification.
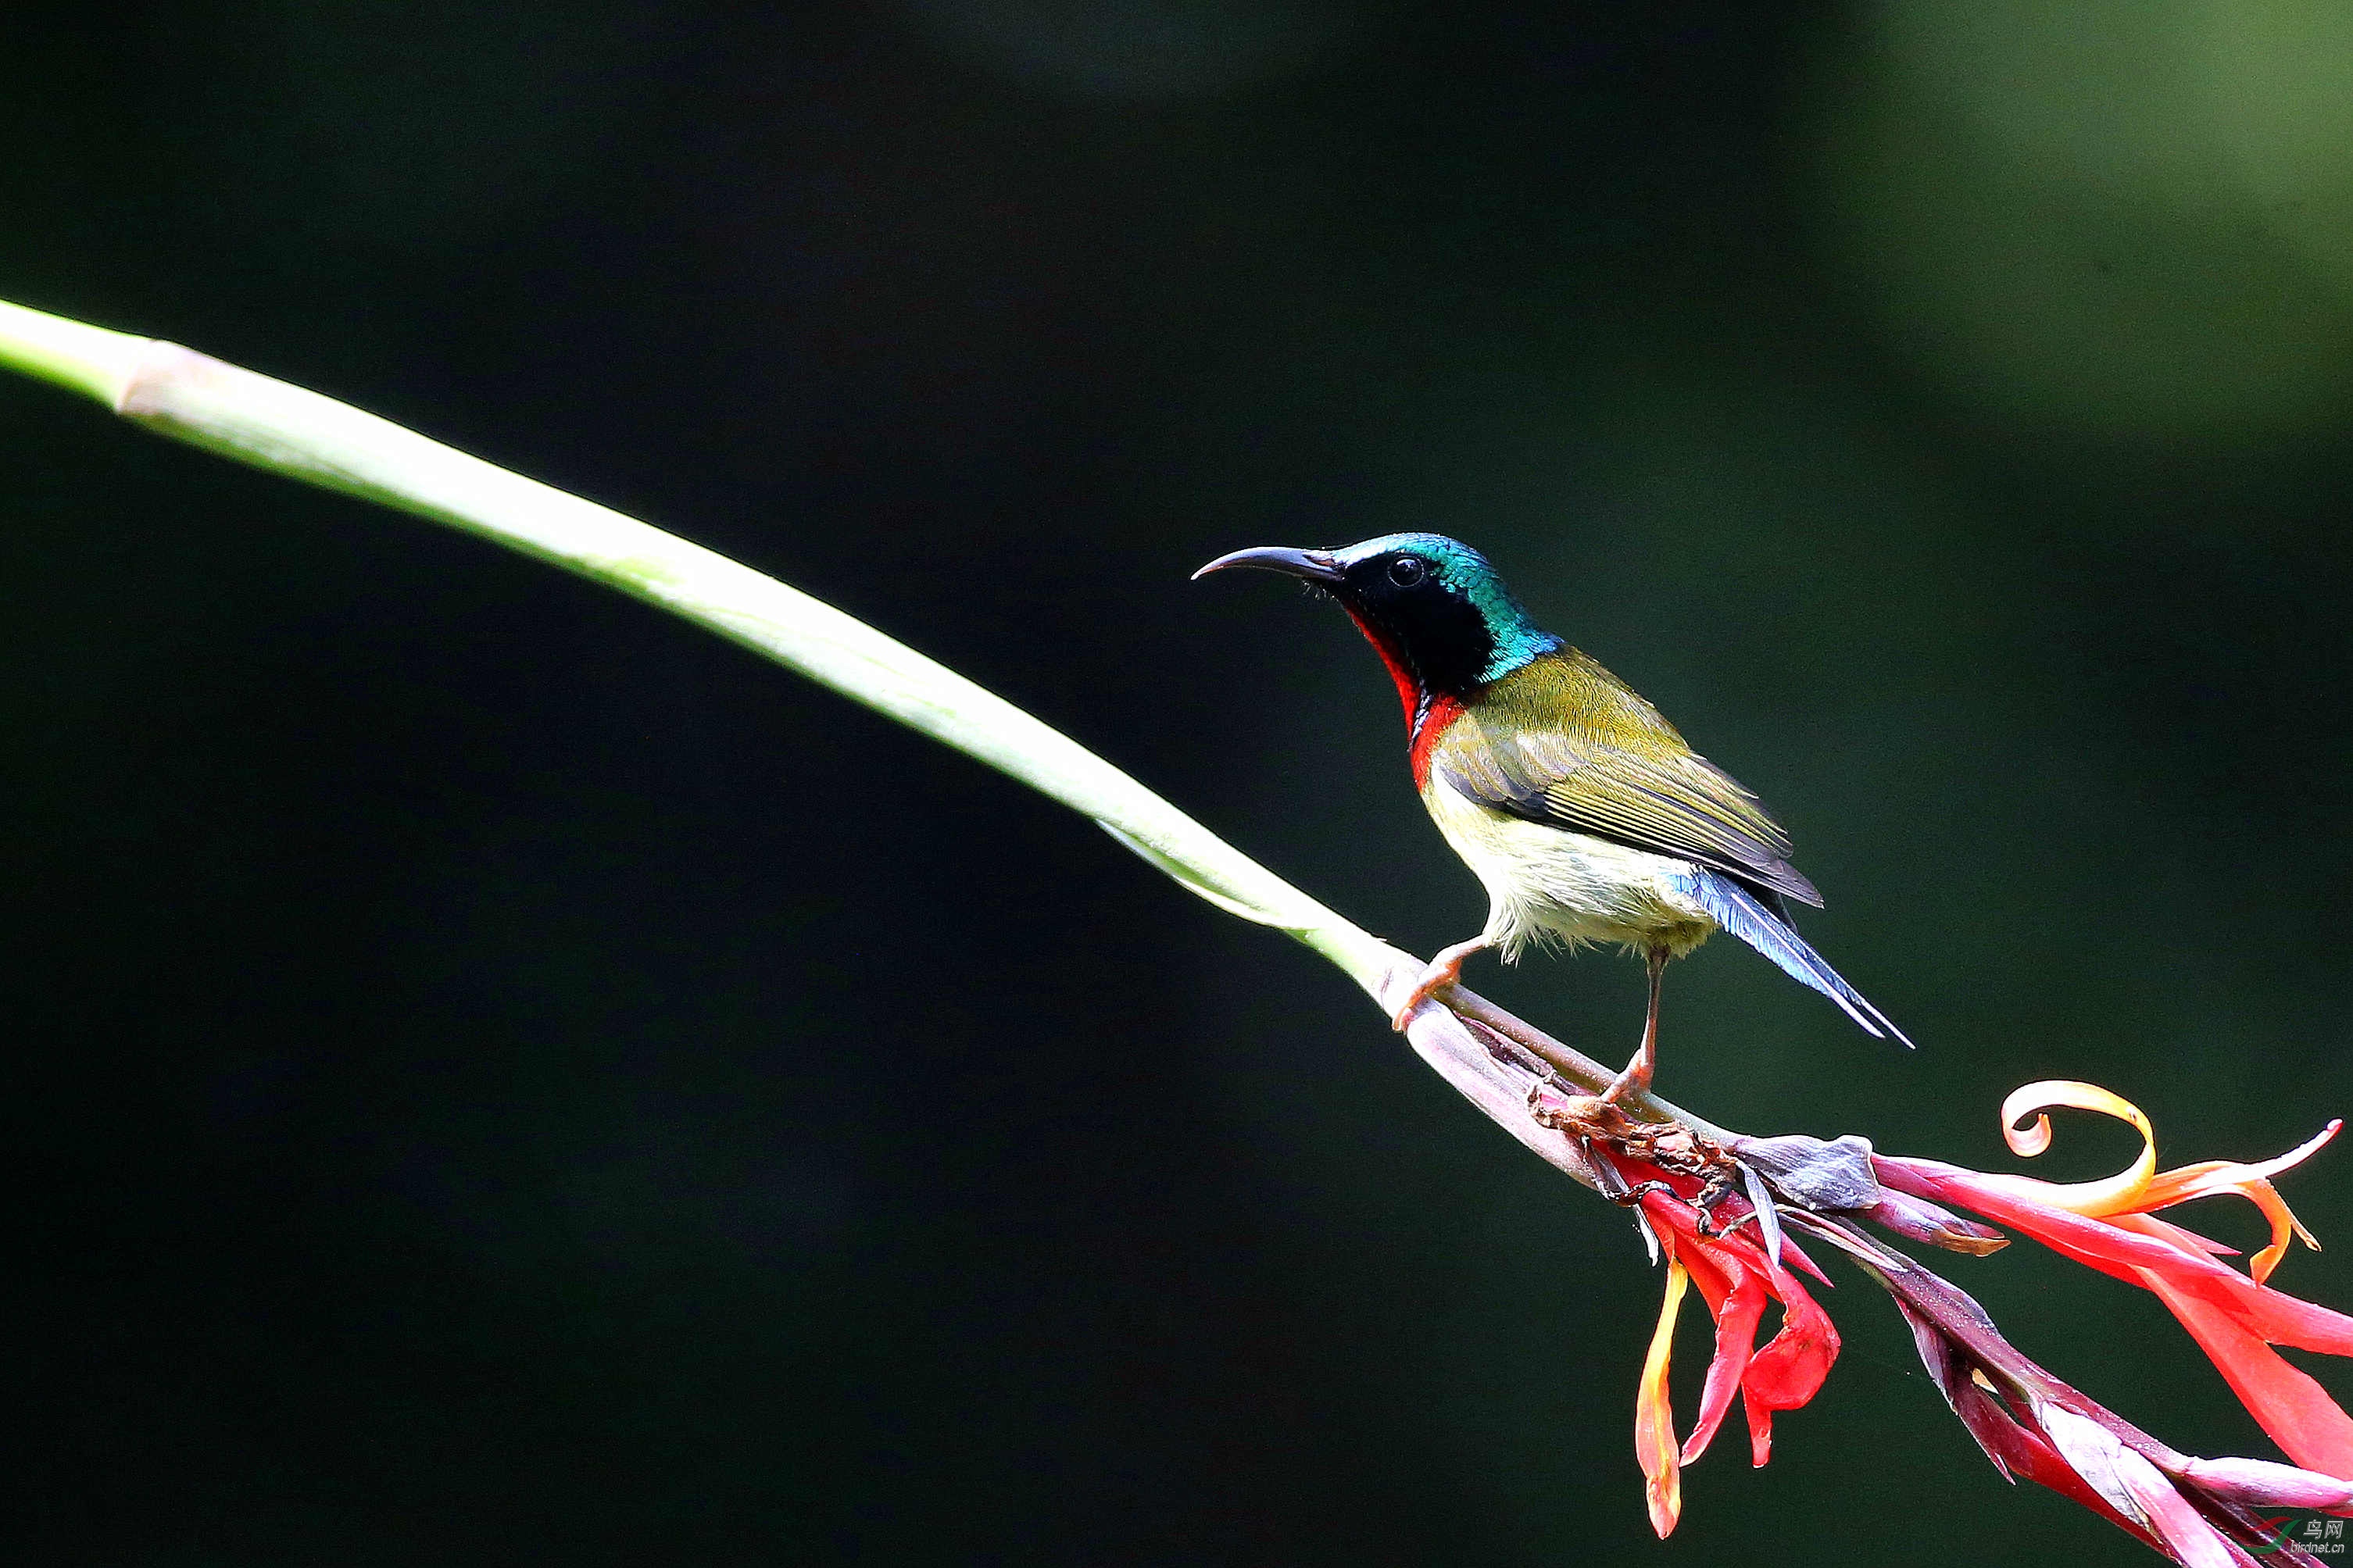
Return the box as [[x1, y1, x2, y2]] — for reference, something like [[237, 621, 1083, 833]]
[[7, 1, 2353, 1562]]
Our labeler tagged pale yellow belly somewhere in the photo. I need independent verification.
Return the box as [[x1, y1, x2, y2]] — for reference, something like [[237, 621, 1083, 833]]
[[1421, 775, 1718, 960]]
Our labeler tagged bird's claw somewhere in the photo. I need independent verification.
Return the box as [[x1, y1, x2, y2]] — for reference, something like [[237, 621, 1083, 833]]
[[1389, 981, 1444, 1033], [1387, 937, 1489, 1032]]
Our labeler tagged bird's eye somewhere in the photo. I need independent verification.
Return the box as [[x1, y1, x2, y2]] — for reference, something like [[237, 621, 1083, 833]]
[[1388, 556, 1426, 588]]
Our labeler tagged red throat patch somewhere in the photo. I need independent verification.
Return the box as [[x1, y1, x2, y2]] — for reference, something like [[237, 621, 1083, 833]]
[[1409, 693, 1465, 789]]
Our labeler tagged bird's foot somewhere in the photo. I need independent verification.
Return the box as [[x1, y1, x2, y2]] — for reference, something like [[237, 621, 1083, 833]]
[[1388, 935, 1491, 1032], [1598, 1050, 1654, 1105], [1602, 963, 1665, 1103]]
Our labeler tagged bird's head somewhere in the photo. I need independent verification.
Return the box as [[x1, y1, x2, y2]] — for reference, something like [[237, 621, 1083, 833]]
[[1194, 533, 1561, 719]]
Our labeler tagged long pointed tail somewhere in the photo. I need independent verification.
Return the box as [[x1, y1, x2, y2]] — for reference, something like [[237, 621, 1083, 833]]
[[1683, 869, 1913, 1048]]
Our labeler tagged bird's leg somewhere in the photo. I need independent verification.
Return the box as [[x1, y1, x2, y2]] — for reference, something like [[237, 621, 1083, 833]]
[[1601, 945, 1671, 1104], [1389, 934, 1493, 1032]]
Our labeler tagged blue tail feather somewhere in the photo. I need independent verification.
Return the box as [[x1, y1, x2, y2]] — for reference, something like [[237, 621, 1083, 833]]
[[1682, 870, 1913, 1049]]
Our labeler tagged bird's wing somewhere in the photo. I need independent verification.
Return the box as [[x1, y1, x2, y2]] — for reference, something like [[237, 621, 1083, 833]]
[[1432, 652, 1824, 908]]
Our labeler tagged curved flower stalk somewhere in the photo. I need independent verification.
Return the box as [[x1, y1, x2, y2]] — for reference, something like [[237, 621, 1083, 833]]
[[5, 295, 2351, 1564]]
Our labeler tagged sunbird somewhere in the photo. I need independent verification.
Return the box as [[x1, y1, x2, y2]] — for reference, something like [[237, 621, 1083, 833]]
[[1196, 532, 1907, 1099]]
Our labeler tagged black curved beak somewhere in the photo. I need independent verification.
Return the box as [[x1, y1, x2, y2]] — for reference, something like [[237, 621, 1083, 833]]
[[1190, 545, 1344, 584]]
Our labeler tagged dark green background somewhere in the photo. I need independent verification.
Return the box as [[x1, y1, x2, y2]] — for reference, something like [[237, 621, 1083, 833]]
[[7, 2, 2353, 1562]]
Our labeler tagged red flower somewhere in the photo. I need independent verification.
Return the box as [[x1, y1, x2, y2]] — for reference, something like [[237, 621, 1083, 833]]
[[1601, 1150, 1840, 1538], [1876, 1081, 2353, 1481]]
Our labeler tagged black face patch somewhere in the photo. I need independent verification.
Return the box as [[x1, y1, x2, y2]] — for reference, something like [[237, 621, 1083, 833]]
[[1336, 550, 1499, 700]]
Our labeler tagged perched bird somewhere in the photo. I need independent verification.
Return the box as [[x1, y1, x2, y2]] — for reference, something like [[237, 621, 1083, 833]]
[[1195, 532, 1907, 1100]]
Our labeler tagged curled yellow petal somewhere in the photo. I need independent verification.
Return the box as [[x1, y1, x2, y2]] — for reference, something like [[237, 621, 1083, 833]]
[[1998, 1086, 2339, 1283], [1636, 1259, 1689, 1539], [1997, 1080, 2158, 1217]]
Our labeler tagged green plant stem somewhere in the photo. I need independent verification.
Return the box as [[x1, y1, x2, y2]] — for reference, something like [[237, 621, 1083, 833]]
[[0, 294, 1710, 1144]]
